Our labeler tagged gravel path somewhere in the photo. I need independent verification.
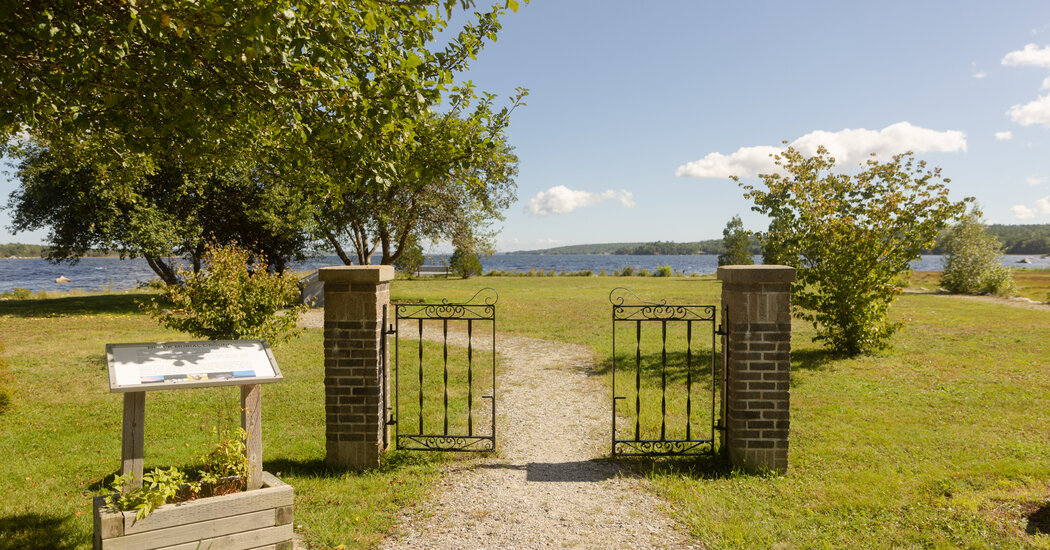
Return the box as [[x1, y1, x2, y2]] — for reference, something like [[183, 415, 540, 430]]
[[299, 311, 700, 549]]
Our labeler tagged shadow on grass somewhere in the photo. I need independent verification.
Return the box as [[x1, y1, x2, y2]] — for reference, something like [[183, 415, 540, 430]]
[[791, 348, 836, 372], [1027, 501, 1050, 535], [0, 293, 152, 318], [609, 453, 734, 481], [265, 450, 462, 479], [472, 460, 622, 482], [0, 513, 81, 550]]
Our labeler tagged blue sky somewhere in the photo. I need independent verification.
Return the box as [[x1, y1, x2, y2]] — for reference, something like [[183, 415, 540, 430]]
[[3, 1, 1050, 251]]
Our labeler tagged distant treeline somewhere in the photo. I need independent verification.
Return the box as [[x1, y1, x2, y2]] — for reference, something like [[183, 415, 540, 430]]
[[511, 224, 1050, 256], [0, 243, 115, 258]]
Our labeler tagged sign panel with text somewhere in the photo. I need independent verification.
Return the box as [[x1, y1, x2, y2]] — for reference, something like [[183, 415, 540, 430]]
[[105, 340, 282, 392]]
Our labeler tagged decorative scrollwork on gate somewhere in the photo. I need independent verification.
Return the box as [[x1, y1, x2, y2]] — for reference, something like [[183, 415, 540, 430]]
[[609, 287, 715, 321], [396, 434, 495, 452], [397, 287, 498, 320], [613, 439, 712, 456]]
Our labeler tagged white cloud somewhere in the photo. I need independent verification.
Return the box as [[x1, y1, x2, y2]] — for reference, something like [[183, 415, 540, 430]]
[[995, 130, 1013, 141], [676, 122, 967, 179], [1043, 76, 1050, 90], [674, 145, 781, 179], [1002, 44, 1050, 68], [1026, 175, 1046, 186], [525, 186, 635, 216], [1011, 195, 1050, 219], [1011, 205, 1036, 219], [1007, 94, 1050, 126]]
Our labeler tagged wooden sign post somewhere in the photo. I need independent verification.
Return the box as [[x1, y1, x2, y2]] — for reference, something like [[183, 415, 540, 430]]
[[105, 340, 283, 491]]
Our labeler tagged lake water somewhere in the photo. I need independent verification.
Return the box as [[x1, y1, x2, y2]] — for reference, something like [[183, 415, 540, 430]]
[[1, 254, 1048, 293]]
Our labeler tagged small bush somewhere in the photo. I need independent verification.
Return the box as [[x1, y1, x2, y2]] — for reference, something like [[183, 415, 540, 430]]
[[638, 268, 650, 277], [547, 269, 556, 277], [656, 265, 673, 277], [599, 269, 607, 276], [449, 247, 483, 279], [941, 208, 1015, 296], [143, 243, 308, 344], [526, 269, 537, 277], [620, 266, 635, 277]]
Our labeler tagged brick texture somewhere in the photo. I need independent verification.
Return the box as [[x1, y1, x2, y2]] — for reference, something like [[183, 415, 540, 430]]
[[319, 266, 394, 469], [717, 265, 796, 474]]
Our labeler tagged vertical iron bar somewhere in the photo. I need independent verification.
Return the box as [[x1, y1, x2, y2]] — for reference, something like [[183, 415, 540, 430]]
[[395, 310, 400, 445], [491, 306, 496, 447], [467, 319, 474, 437], [611, 308, 617, 455], [715, 308, 722, 447], [686, 320, 692, 442], [417, 318, 424, 434], [635, 320, 641, 441], [443, 319, 449, 436], [661, 319, 667, 441], [382, 304, 388, 450]]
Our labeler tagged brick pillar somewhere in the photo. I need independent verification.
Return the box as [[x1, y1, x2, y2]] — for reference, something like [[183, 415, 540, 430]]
[[319, 265, 393, 469], [717, 265, 796, 474]]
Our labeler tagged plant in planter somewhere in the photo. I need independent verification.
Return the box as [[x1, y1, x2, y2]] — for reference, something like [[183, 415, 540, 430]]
[[106, 430, 248, 520]]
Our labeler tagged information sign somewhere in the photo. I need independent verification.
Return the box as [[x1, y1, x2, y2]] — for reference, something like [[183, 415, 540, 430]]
[[105, 339, 283, 392]]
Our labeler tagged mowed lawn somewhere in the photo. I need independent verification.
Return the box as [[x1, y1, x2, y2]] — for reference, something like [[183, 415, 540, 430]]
[[1, 274, 1049, 548]]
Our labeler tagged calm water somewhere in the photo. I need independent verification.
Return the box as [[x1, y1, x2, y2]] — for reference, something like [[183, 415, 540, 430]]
[[1, 254, 1048, 293]]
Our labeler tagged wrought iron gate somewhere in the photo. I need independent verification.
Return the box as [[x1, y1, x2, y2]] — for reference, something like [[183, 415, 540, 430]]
[[610, 287, 726, 456], [388, 288, 497, 452]]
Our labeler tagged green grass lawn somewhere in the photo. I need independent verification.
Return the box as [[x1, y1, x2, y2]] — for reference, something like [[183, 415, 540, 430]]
[[2, 275, 1050, 548]]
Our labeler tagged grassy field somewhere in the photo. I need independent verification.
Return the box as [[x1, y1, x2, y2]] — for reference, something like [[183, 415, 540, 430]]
[[907, 268, 1050, 302], [0, 293, 474, 549], [2, 274, 1050, 548]]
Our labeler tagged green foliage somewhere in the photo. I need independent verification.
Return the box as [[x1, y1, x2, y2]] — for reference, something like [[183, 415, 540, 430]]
[[449, 247, 483, 279], [656, 265, 673, 277], [9, 146, 314, 283], [718, 215, 754, 266], [144, 243, 307, 344], [393, 234, 427, 276], [619, 266, 635, 276], [739, 146, 969, 356], [941, 208, 1015, 296], [106, 429, 249, 520]]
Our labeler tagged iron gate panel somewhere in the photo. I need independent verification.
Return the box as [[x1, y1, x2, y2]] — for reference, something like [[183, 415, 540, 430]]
[[610, 287, 725, 457], [390, 288, 497, 452]]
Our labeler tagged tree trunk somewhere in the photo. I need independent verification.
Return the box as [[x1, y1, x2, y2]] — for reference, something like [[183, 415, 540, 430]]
[[144, 255, 179, 285], [327, 234, 354, 266]]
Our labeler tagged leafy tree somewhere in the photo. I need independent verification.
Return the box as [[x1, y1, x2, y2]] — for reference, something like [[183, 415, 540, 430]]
[[718, 215, 754, 266], [941, 207, 1015, 295], [7, 145, 313, 284], [393, 233, 427, 276], [737, 146, 969, 356], [1, 1, 515, 184], [143, 243, 307, 344], [449, 246, 483, 278], [318, 106, 522, 266]]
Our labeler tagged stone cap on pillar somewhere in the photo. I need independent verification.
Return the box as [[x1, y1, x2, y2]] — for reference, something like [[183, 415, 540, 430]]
[[318, 265, 395, 284], [717, 264, 796, 284]]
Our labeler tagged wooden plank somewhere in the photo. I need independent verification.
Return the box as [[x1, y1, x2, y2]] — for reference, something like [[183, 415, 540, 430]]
[[241, 383, 263, 490], [121, 391, 145, 490], [150, 524, 293, 550], [94, 496, 123, 547], [102, 509, 275, 550], [274, 505, 293, 526], [122, 480, 292, 534], [257, 471, 286, 489]]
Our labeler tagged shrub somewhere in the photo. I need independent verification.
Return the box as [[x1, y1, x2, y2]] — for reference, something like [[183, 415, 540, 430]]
[[656, 265, 673, 277], [599, 269, 607, 276], [620, 266, 635, 277], [738, 146, 968, 356], [718, 215, 754, 266], [449, 247, 483, 279], [143, 242, 308, 344], [638, 268, 650, 277], [940, 208, 1015, 296], [392, 234, 425, 277]]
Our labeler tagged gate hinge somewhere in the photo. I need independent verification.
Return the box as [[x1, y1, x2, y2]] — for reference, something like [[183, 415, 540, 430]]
[[714, 328, 729, 336], [384, 325, 396, 336]]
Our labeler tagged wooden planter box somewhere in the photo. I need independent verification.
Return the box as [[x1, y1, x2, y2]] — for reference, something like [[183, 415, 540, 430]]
[[93, 471, 293, 550]]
